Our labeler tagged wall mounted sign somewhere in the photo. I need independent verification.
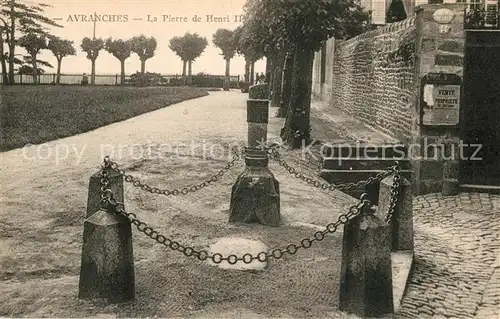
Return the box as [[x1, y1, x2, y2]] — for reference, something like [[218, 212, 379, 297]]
[[432, 8, 456, 24], [420, 73, 461, 126]]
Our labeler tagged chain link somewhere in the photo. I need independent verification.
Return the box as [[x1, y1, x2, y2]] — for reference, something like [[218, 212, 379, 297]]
[[385, 162, 401, 223], [106, 151, 242, 196], [103, 192, 370, 264], [100, 157, 113, 209], [267, 148, 395, 191]]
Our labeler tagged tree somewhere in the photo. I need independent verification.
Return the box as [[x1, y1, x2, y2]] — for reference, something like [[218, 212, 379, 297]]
[[48, 37, 76, 84], [168, 36, 186, 82], [233, 25, 264, 86], [1, 0, 62, 84], [169, 33, 208, 85], [18, 33, 47, 84], [212, 28, 236, 91], [130, 35, 157, 74], [105, 38, 132, 85], [243, 0, 371, 148], [81, 37, 104, 85]]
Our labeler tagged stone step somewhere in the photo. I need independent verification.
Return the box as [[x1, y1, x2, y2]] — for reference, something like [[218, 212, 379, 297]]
[[322, 158, 411, 170], [459, 184, 500, 195], [322, 144, 408, 158]]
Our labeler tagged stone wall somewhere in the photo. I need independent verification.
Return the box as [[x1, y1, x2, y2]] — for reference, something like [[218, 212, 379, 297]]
[[330, 17, 418, 143], [313, 4, 467, 194]]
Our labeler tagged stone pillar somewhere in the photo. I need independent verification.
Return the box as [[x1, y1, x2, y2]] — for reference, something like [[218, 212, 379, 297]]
[[78, 207, 135, 303], [86, 167, 124, 218], [378, 176, 414, 252], [247, 99, 269, 148], [229, 148, 280, 227], [412, 4, 466, 195], [339, 204, 393, 317]]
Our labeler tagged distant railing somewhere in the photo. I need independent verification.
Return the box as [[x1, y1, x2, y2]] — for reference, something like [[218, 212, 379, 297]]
[[0, 73, 241, 87]]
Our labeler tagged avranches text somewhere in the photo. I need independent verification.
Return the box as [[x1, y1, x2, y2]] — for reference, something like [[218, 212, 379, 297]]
[[64, 14, 245, 23]]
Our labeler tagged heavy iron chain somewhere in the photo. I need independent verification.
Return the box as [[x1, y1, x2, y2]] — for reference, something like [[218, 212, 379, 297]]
[[99, 152, 371, 265], [100, 159, 113, 209], [104, 151, 242, 196], [385, 162, 401, 224], [267, 147, 396, 191], [103, 196, 370, 264]]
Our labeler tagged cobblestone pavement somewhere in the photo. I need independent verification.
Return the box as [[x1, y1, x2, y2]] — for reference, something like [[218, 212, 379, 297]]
[[398, 192, 500, 319]]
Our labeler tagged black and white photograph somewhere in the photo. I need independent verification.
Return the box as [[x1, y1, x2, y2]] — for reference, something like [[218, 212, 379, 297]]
[[0, 0, 499, 317]]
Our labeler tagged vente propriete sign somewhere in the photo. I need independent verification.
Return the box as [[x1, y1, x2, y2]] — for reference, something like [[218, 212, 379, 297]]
[[420, 73, 462, 126]]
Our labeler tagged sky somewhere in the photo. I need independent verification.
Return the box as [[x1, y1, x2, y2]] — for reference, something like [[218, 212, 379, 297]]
[[12, 0, 267, 77]]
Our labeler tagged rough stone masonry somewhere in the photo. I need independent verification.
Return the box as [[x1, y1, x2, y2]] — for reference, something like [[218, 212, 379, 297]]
[[312, 4, 468, 195]]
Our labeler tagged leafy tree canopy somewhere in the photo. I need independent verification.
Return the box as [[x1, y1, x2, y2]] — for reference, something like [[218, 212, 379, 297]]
[[169, 32, 208, 62], [130, 35, 157, 60], [105, 38, 132, 61], [81, 37, 104, 61], [18, 33, 47, 56], [1, 1, 62, 36], [212, 28, 236, 59], [48, 37, 76, 60], [243, 0, 371, 52]]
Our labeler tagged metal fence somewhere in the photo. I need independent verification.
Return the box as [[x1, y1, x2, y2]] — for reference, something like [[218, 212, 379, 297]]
[[0, 73, 241, 86]]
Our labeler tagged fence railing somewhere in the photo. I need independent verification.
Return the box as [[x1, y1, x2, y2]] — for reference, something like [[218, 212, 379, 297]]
[[0, 73, 241, 86]]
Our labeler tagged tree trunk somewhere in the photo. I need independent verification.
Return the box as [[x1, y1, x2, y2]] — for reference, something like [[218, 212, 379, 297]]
[[265, 56, 271, 83], [91, 59, 96, 85], [31, 53, 38, 85], [8, 0, 16, 84], [278, 50, 294, 118], [182, 59, 187, 85], [140, 59, 146, 74], [223, 57, 230, 91], [0, 33, 7, 84], [250, 61, 255, 85], [280, 47, 315, 149], [271, 49, 286, 109], [56, 58, 62, 84], [244, 59, 250, 83], [188, 60, 193, 85], [120, 59, 125, 85], [269, 53, 278, 100]]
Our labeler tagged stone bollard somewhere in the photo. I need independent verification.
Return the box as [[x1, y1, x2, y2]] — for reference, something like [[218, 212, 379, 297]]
[[339, 203, 393, 317], [229, 148, 280, 226], [247, 99, 269, 148], [378, 176, 414, 252], [248, 84, 269, 99], [86, 167, 124, 218], [78, 206, 135, 303], [442, 160, 459, 196]]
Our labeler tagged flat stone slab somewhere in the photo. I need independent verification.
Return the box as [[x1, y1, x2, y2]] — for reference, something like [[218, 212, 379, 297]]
[[207, 237, 269, 271]]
